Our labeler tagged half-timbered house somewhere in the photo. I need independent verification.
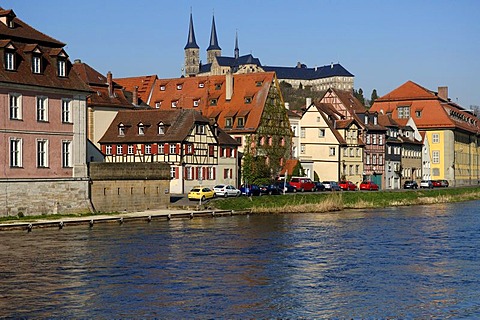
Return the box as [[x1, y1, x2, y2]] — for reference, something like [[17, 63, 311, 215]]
[[98, 109, 239, 193]]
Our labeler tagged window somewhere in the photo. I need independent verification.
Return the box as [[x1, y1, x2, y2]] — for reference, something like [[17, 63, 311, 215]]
[[432, 151, 440, 164], [357, 148, 361, 156], [349, 148, 354, 157], [318, 129, 325, 138], [57, 59, 66, 77], [301, 128, 306, 138], [9, 93, 22, 119], [37, 140, 49, 167], [244, 97, 252, 104], [155, 102, 161, 108], [366, 154, 371, 164], [329, 147, 336, 156], [186, 167, 193, 180], [209, 145, 215, 157], [36, 96, 48, 121], [176, 84, 183, 90], [225, 117, 233, 128], [118, 124, 125, 136], [366, 134, 371, 144], [256, 81, 263, 87], [62, 141, 71, 167], [32, 55, 41, 74], [128, 145, 134, 154], [193, 99, 199, 107], [372, 134, 377, 145], [196, 124, 205, 134], [432, 133, 440, 143], [169, 144, 176, 154], [198, 82, 205, 88], [208, 167, 215, 179], [215, 83, 222, 90], [158, 144, 164, 154], [145, 144, 151, 154], [301, 144, 305, 154], [138, 124, 145, 135], [317, 117, 321, 122], [364, 115, 368, 124], [170, 167, 176, 179], [160, 85, 166, 91], [158, 123, 165, 135], [355, 165, 359, 175], [61, 99, 71, 123], [5, 51, 15, 70], [10, 138, 22, 167], [291, 125, 297, 137], [372, 154, 377, 165], [237, 117, 245, 128], [210, 98, 217, 106], [388, 146, 392, 154], [379, 154, 383, 165], [105, 145, 112, 155], [416, 110, 422, 118], [379, 135, 383, 145], [343, 147, 348, 157], [349, 165, 353, 175], [116, 145, 123, 155], [398, 106, 410, 119], [171, 100, 178, 108], [373, 116, 378, 125], [186, 144, 193, 154]]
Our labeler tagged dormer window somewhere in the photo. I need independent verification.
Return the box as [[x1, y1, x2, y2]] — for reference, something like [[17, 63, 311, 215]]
[[57, 59, 66, 77], [171, 100, 178, 108], [32, 55, 41, 74], [158, 122, 165, 135], [364, 115, 368, 125], [215, 83, 222, 90], [193, 99, 200, 107], [118, 124, 125, 136], [138, 123, 145, 135], [373, 116, 378, 125], [237, 117, 245, 128], [210, 98, 217, 106], [244, 96, 252, 104], [176, 84, 183, 90], [196, 124, 205, 134], [256, 81, 263, 87], [225, 117, 233, 128], [155, 101, 161, 108], [160, 85, 166, 91], [198, 82, 205, 88], [5, 51, 15, 71]]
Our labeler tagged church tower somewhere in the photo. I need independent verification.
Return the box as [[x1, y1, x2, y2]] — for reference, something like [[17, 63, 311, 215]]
[[206, 15, 221, 64], [234, 30, 239, 59], [184, 13, 199, 76]]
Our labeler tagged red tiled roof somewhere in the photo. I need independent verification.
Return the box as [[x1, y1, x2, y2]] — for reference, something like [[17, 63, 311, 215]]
[[371, 81, 480, 134], [150, 72, 276, 133], [115, 75, 158, 104], [279, 159, 298, 176], [330, 88, 367, 114]]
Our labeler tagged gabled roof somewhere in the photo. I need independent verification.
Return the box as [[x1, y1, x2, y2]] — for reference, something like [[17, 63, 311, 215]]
[[72, 61, 133, 108], [150, 72, 276, 133], [114, 75, 157, 104], [263, 63, 353, 80], [329, 88, 366, 114], [371, 81, 480, 134], [279, 159, 299, 176], [0, 8, 64, 47], [99, 109, 238, 146]]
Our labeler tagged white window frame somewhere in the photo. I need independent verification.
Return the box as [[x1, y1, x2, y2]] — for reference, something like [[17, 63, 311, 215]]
[[58, 59, 66, 77], [36, 96, 48, 121], [186, 166, 193, 180], [432, 133, 440, 144], [9, 93, 22, 120], [5, 52, 15, 70], [138, 125, 145, 135], [329, 147, 336, 156], [9, 138, 22, 167], [32, 55, 41, 74], [61, 99, 72, 123], [432, 151, 440, 164], [117, 145, 123, 155], [170, 167, 176, 179], [318, 129, 325, 138], [196, 124, 205, 134], [118, 125, 125, 136], [193, 99, 199, 107], [105, 145, 112, 155], [158, 124, 165, 135], [62, 140, 72, 167], [37, 139, 49, 168], [169, 144, 176, 154], [127, 144, 134, 155], [301, 128, 306, 138], [145, 144, 151, 154]]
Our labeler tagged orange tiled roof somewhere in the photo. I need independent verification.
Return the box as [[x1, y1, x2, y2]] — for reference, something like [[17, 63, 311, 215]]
[[150, 72, 276, 133], [371, 81, 480, 134], [279, 159, 299, 176], [115, 75, 158, 104]]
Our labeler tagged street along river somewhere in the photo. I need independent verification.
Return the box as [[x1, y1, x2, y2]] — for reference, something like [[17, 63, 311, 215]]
[[1, 200, 479, 318]]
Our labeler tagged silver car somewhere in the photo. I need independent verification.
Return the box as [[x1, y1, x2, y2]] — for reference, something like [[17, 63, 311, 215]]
[[213, 184, 241, 197], [420, 180, 433, 189]]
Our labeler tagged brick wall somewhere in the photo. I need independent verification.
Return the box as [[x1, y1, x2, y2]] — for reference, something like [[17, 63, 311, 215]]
[[89, 162, 171, 212]]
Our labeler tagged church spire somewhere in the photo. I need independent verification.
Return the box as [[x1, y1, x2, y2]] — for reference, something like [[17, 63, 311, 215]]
[[206, 14, 221, 64], [184, 12, 199, 49], [234, 30, 239, 59]]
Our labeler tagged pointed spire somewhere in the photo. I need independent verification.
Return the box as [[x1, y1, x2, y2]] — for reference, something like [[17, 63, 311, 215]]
[[234, 30, 239, 59], [184, 12, 199, 49], [207, 15, 221, 51]]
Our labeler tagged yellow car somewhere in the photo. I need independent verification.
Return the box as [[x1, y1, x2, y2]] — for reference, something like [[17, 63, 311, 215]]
[[187, 187, 215, 201]]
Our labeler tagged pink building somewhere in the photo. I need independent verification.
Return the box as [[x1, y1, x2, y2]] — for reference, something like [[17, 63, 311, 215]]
[[0, 8, 92, 216]]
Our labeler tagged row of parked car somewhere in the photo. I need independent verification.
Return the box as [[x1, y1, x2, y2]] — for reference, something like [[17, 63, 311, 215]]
[[403, 179, 449, 189]]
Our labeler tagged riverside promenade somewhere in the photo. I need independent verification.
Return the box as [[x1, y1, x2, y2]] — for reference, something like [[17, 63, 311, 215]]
[[0, 195, 247, 232]]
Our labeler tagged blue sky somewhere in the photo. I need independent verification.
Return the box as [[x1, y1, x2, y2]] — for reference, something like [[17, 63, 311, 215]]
[[2, 0, 479, 107]]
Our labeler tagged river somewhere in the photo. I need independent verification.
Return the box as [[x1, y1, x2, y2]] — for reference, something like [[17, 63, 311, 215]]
[[1, 200, 479, 318]]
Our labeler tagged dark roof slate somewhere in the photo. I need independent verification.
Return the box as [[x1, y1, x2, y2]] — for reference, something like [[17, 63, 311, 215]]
[[263, 63, 354, 80]]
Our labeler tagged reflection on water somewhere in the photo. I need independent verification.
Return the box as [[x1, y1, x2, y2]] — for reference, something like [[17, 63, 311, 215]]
[[1, 201, 480, 318]]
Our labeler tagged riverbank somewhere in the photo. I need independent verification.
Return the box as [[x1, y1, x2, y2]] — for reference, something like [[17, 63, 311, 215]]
[[211, 186, 480, 213]]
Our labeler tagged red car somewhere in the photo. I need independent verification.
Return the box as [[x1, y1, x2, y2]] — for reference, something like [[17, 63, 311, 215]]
[[289, 177, 316, 192], [339, 180, 357, 191], [360, 181, 379, 191]]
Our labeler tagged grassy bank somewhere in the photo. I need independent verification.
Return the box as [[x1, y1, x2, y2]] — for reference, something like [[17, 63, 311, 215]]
[[212, 186, 480, 213]]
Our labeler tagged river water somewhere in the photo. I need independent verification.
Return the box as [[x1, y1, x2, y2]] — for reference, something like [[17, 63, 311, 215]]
[[1, 200, 480, 319]]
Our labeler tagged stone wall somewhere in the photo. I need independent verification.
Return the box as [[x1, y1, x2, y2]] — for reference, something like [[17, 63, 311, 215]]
[[0, 179, 91, 217], [89, 162, 170, 213]]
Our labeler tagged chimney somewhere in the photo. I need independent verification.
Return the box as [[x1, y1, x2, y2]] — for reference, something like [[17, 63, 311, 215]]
[[107, 71, 113, 97], [226, 70, 233, 101], [74, 59, 82, 64], [285, 102, 290, 110], [306, 97, 312, 107], [133, 86, 138, 106], [438, 86, 448, 101]]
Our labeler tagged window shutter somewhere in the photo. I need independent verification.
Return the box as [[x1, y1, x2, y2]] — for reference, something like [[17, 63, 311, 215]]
[[229, 169, 233, 179], [123, 144, 128, 154], [184, 144, 188, 153], [164, 143, 169, 155], [202, 167, 206, 179], [176, 144, 180, 154], [192, 144, 195, 154], [226, 148, 231, 157], [184, 167, 188, 179], [141, 144, 145, 154], [175, 167, 179, 179], [112, 145, 117, 155], [152, 144, 158, 154], [195, 167, 199, 179]]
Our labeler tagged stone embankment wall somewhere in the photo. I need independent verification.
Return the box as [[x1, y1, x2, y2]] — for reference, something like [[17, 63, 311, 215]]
[[0, 179, 91, 217], [89, 162, 170, 213]]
